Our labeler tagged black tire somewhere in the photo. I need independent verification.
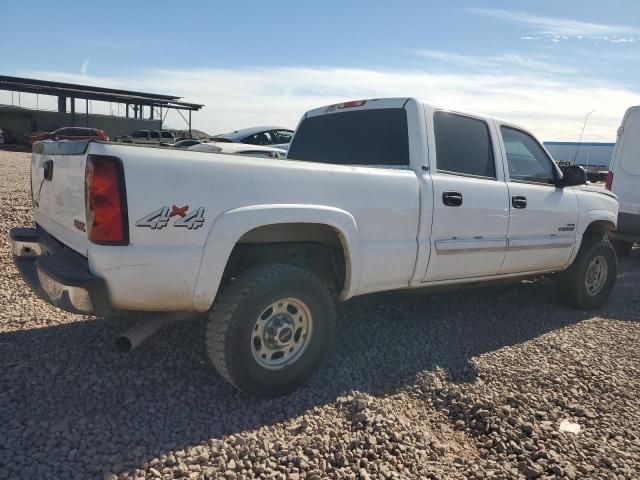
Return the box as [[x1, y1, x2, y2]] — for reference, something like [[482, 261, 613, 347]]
[[206, 263, 336, 397], [612, 239, 634, 257], [557, 237, 617, 309]]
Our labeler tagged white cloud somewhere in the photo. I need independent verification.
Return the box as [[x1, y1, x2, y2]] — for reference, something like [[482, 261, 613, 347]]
[[80, 58, 90, 76], [14, 66, 640, 141], [414, 49, 575, 74], [467, 8, 640, 41]]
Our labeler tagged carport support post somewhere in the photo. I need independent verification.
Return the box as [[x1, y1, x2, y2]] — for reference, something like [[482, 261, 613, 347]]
[[86, 99, 89, 127], [57, 96, 67, 113], [126, 104, 129, 118], [70, 98, 75, 124], [188, 110, 192, 137]]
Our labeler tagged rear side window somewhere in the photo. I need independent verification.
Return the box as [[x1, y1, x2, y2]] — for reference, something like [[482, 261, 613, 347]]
[[434, 112, 495, 178], [132, 131, 147, 138], [150, 131, 161, 139], [288, 108, 409, 166]]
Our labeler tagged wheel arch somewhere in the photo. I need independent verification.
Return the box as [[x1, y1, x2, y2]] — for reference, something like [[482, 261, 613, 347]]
[[566, 217, 617, 267], [192, 204, 361, 311], [582, 219, 617, 239]]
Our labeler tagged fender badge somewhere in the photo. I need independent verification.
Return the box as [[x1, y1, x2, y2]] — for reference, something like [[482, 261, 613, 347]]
[[136, 205, 205, 230]]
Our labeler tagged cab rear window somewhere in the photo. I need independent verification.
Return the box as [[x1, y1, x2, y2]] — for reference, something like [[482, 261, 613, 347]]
[[287, 108, 409, 166]]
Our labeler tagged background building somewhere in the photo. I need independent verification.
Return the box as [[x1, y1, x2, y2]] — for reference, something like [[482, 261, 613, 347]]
[[544, 141, 615, 168], [0, 75, 203, 144]]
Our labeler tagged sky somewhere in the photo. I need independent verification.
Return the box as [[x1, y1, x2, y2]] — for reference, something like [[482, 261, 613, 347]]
[[1, 0, 640, 140]]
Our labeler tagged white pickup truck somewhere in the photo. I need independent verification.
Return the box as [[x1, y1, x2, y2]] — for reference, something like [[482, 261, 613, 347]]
[[10, 98, 619, 397]]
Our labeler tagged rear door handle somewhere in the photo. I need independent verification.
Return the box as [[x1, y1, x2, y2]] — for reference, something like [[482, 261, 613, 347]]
[[442, 191, 463, 207], [512, 195, 527, 209]]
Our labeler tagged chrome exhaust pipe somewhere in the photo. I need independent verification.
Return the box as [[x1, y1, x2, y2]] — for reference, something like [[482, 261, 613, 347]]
[[115, 313, 197, 353], [115, 318, 167, 353]]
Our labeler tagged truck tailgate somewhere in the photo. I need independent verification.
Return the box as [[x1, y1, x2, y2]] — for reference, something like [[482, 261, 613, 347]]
[[32, 141, 89, 256]]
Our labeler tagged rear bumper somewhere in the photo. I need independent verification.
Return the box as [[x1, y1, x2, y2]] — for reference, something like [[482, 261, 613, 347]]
[[9, 227, 111, 316], [612, 212, 640, 242]]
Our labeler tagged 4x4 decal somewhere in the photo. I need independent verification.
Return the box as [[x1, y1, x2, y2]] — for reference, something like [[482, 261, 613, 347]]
[[136, 205, 205, 230]]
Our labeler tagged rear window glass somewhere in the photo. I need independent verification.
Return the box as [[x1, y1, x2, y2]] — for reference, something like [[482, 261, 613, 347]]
[[287, 108, 409, 166], [434, 112, 495, 178]]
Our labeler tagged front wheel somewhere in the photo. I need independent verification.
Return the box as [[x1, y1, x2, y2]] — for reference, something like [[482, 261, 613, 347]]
[[206, 263, 336, 397], [557, 238, 617, 309]]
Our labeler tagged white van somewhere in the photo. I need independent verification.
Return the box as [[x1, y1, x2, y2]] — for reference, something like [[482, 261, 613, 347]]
[[608, 105, 640, 255]]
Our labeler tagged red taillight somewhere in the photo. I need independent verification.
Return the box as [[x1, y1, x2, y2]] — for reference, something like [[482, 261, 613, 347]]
[[85, 155, 128, 245], [605, 171, 614, 191], [336, 100, 367, 109]]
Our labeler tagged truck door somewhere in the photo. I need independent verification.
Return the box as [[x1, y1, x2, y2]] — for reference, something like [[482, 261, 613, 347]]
[[423, 111, 509, 282], [497, 125, 578, 274]]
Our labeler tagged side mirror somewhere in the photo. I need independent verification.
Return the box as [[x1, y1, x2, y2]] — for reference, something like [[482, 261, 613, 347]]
[[560, 165, 587, 187]]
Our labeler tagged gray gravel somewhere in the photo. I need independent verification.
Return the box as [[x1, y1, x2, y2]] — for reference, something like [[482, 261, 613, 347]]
[[1, 149, 639, 479]]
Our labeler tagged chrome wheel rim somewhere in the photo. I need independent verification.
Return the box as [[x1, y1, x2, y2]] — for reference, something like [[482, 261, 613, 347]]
[[585, 255, 608, 296], [251, 297, 313, 370]]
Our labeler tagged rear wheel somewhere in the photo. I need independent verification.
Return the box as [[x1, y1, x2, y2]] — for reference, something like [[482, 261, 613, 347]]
[[612, 239, 634, 257], [207, 263, 336, 397], [557, 237, 617, 309]]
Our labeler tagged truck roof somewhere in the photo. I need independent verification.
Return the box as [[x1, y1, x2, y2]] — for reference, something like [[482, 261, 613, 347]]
[[302, 97, 511, 125]]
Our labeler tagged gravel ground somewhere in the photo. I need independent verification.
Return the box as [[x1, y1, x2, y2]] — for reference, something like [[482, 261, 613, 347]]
[[0, 149, 639, 480]]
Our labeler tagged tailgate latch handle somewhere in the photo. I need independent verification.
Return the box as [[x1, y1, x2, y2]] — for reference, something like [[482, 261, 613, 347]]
[[43, 160, 54, 181]]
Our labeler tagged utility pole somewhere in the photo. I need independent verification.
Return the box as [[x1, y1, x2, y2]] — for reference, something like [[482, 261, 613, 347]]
[[574, 110, 595, 165]]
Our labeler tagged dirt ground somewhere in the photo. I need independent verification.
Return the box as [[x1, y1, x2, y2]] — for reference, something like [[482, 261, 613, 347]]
[[1, 150, 638, 479]]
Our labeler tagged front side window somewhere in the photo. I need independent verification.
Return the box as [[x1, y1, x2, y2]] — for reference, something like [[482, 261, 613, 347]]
[[287, 108, 409, 166], [161, 131, 173, 138], [501, 127, 556, 184], [150, 131, 161, 139], [434, 111, 496, 178]]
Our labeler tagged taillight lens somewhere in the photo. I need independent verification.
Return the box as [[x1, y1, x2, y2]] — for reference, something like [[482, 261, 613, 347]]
[[85, 155, 128, 244], [605, 171, 614, 191]]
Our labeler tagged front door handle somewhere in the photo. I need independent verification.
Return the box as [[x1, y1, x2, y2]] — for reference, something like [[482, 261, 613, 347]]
[[512, 195, 527, 209], [443, 191, 463, 207]]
